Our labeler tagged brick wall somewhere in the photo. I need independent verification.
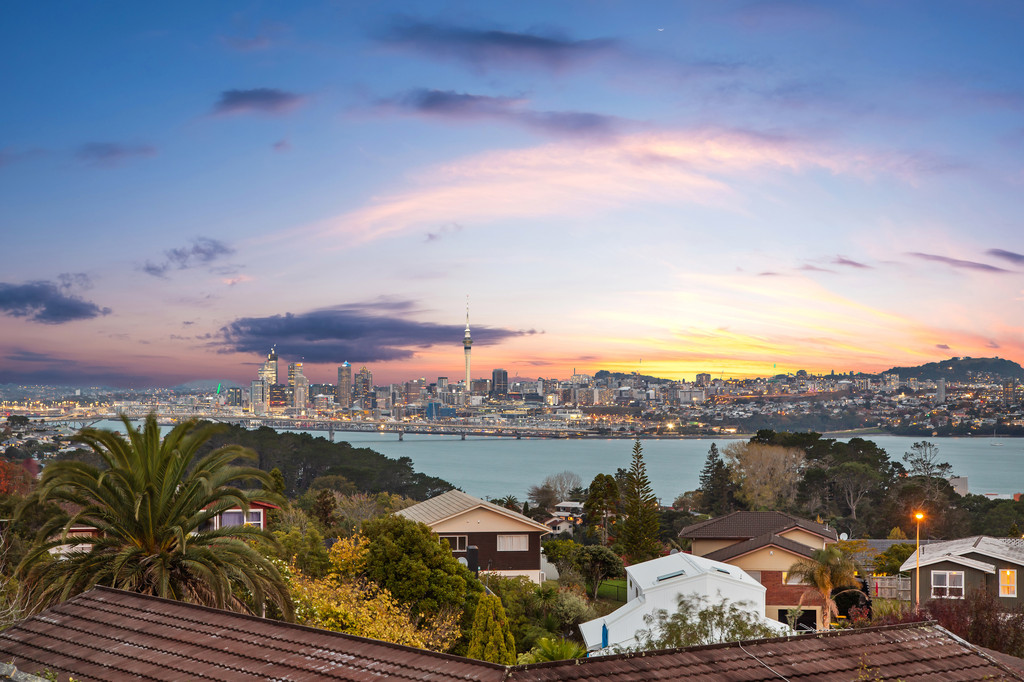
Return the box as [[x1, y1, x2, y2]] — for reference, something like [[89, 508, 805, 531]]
[[761, 570, 825, 607]]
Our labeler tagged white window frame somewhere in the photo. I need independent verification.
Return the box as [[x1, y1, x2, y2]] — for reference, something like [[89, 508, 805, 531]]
[[217, 508, 263, 529], [497, 534, 529, 552], [931, 570, 964, 599], [1000, 569, 1017, 598], [440, 535, 468, 552]]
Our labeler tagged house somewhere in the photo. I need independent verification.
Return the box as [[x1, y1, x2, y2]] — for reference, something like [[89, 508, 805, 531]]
[[578, 551, 787, 653], [900, 535, 1024, 609], [397, 489, 551, 584], [679, 511, 838, 630], [2, 587, 1023, 681]]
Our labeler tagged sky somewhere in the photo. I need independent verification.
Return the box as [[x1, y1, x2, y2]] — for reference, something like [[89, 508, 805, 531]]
[[3, 1, 1024, 388]]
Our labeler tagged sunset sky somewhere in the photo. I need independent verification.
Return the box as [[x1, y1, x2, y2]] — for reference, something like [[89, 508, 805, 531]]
[[3, 1, 1024, 387]]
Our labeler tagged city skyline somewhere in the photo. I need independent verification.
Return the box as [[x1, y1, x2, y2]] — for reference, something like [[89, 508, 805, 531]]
[[3, 2, 1024, 388]]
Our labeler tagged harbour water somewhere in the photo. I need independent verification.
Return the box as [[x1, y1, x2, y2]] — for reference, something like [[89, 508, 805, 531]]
[[92, 421, 1022, 503]]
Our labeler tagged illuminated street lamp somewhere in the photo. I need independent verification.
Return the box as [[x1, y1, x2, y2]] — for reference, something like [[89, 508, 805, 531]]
[[914, 511, 925, 610]]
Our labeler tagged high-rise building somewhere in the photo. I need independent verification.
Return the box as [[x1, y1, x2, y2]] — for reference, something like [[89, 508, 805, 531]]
[[225, 387, 243, 407], [936, 378, 946, 404], [258, 347, 278, 386], [463, 302, 472, 404], [336, 362, 352, 409], [695, 373, 711, 387], [353, 366, 374, 409], [1003, 379, 1017, 406], [288, 362, 308, 409], [250, 379, 268, 415], [491, 368, 508, 397]]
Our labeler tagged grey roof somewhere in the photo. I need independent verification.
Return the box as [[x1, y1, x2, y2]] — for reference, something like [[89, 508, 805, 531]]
[[3, 593, 1022, 682], [900, 535, 1024, 573], [679, 511, 838, 542], [398, 489, 550, 532], [703, 532, 819, 563]]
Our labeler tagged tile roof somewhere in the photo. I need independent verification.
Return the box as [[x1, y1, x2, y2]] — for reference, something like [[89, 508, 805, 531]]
[[679, 511, 838, 541], [703, 532, 819, 563], [0, 587, 506, 682], [2, 590, 1023, 681], [397, 489, 550, 532]]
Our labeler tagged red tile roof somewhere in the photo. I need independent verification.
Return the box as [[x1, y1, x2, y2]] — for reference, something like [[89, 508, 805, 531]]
[[679, 511, 838, 542], [1, 589, 1021, 681]]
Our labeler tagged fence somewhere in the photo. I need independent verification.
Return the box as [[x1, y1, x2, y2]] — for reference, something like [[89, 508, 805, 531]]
[[870, 575, 911, 602]]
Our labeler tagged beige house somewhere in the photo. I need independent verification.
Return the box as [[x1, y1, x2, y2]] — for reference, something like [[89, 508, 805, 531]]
[[680, 511, 838, 630], [398, 490, 550, 584]]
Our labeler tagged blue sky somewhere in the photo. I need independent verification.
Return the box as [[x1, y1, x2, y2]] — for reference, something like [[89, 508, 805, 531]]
[[3, 1, 1024, 387]]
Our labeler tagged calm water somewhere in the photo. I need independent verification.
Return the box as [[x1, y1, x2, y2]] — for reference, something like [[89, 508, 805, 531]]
[[94, 421, 1024, 502]]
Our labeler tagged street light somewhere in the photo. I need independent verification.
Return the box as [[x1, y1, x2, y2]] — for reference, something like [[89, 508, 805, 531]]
[[914, 511, 925, 610]]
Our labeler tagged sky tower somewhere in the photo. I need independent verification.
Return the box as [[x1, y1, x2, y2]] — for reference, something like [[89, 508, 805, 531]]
[[463, 299, 472, 403]]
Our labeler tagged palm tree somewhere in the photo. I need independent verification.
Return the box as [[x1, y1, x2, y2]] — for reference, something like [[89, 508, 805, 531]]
[[17, 416, 293, 619], [787, 545, 860, 630]]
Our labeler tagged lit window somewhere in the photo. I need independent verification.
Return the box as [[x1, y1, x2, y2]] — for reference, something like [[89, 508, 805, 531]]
[[931, 570, 964, 598], [497, 534, 529, 551], [781, 572, 804, 585], [440, 535, 467, 552], [1000, 569, 1017, 597]]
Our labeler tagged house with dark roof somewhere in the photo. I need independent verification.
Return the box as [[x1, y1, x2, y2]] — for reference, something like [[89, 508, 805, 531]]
[[2, 587, 1023, 681], [900, 535, 1024, 610], [397, 489, 550, 584], [679, 511, 838, 630]]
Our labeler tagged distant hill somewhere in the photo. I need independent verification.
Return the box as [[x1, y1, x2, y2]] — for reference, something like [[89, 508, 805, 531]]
[[594, 370, 673, 384], [883, 357, 1024, 381]]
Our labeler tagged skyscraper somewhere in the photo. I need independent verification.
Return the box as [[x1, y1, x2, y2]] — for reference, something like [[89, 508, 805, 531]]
[[250, 379, 268, 415], [491, 368, 508, 397], [258, 347, 278, 386], [353, 366, 374, 409], [336, 362, 352, 409], [288, 362, 307, 410], [463, 302, 472, 403]]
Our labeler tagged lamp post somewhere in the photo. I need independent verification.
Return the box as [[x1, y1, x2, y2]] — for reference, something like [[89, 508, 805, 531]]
[[914, 511, 925, 610]]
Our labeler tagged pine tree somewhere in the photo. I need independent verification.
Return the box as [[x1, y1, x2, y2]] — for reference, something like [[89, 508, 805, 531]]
[[466, 594, 516, 664], [698, 443, 734, 516], [618, 439, 661, 563]]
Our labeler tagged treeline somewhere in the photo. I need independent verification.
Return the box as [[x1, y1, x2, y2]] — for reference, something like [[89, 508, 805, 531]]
[[691, 429, 1024, 540], [198, 425, 455, 499]]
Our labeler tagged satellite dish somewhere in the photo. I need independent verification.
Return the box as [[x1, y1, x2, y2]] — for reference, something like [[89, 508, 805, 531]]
[[840, 532, 849, 541], [669, 549, 680, 555], [457, 557, 468, 567]]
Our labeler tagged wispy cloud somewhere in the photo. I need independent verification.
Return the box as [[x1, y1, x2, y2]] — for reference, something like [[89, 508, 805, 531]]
[[906, 252, 1011, 273], [379, 88, 618, 136], [0, 275, 111, 324], [798, 264, 835, 273], [377, 19, 618, 71], [217, 299, 533, 363], [833, 256, 871, 269], [213, 88, 305, 116], [142, 238, 236, 278], [76, 142, 157, 167], [987, 248, 1024, 265], [936, 344, 950, 350]]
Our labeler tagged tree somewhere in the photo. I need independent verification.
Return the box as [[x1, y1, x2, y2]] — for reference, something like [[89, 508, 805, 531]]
[[902, 441, 952, 479], [723, 442, 803, 511], [466, 594, 517, 664], [697, 443, 735, 516], [0, 460, 33, 497], [517, 637, 587, 663], [311, 489, 337, 528], [17, 415, 292, 618], [542, 471, 583, 503], [361, 515, 480, 617], [787, 545, 860, 629], [872, 543, 915, 576], [618, 440, 661, 563], [832, 462, 882, 520], [633, 593, 781, 650], [526, 483, 558, 514], [583, 473, 619, 545], [575, 545, 625, 599]]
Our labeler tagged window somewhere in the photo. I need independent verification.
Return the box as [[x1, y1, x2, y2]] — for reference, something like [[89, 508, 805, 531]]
[[440, 535, 467, 552], [497, 534, 529, 551], [219, 509, 262, 528], [1000, 569, 1017, 598], [781, 572, 804, 585], [931, 570, 964, 598]]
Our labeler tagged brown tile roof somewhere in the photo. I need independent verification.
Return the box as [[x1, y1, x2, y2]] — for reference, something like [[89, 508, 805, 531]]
[[0, 587, 506, 682], [507, 623, 1024, 681], [702, 532, 819, 563], [2, 589, 1022, 681], [679, 511, 838, 542]]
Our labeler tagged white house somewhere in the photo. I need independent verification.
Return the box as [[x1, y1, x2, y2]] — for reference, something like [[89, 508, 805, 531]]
[[578, 552, 788, 654]]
